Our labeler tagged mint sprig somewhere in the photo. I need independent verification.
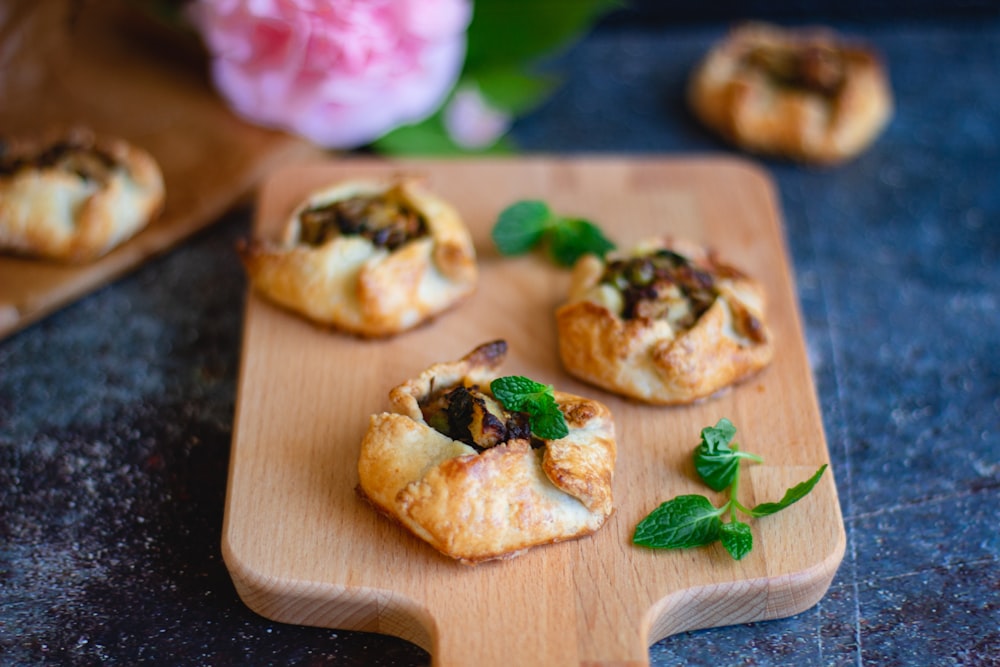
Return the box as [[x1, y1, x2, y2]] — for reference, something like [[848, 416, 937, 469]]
[[633, 418, 828, 561], [490, 375, 569, 440], [491, 200, 615, 267]]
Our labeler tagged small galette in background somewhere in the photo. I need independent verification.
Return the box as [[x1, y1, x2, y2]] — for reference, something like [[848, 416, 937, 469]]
[[0, 128, 165, 262], [688, 22, 893, 164]]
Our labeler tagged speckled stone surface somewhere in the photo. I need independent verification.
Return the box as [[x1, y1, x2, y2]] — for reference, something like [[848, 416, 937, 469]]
[[2, 17, 998, 667]]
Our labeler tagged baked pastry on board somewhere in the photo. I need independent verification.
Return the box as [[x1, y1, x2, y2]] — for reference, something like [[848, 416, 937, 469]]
[[0, 128, 165, 262], [239, 177, 477, 337], [688, 22, 892, 163], [357, 340, 617, 564], [556, 237, 773, 405]]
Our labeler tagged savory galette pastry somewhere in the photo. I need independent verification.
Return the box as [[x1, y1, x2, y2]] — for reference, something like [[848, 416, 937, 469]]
[[555, 238, 774, 405], [0, 128, 165, 262], [356, 340, 617, 564], [687, 22, 893, 163], [239, 177, 477, 337]]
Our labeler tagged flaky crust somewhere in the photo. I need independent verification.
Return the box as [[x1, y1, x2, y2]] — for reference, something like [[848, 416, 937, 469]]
[[688, 22, 893, 163], [555, 238, 774, 405], [0, 128, 165, 262], [239, 177, 477, 337], [357, 340, 617, 564]]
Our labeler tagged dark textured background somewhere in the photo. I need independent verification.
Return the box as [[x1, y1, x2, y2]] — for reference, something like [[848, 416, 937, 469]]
[[2, 9, 999, 667], [606, 0, 1000, 23]]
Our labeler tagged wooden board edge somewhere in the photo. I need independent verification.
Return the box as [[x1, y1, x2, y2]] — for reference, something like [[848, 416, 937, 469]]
[[222, 155, 845, 665], [220, 522, 436, 653], [250, 152, 781, 194], [221, 190, 434, 652]]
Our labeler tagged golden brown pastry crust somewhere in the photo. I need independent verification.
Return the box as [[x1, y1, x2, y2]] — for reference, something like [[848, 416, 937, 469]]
[[555, 238, 774, 405], [688, 22, 893, 163], [357, 340, 617, 564], [0, 128, 165, 263], [239, 177, 477, 337]]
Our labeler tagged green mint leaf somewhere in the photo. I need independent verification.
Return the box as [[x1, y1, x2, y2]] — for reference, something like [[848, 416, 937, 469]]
[[473, 68, 559, 115], [693, 418, 742, 491], [719, 521, 754, 560], [372, 110, 515, 156], [491, 200, 553, 256], [371, 114, 466, 156], [490, 375, 550, 410], [694, 449, 742, 493], [489, 375, 568, 441], [701, 418, 737, 451], [528, 393, 570, 440], [633, 495, 724, 549], [547, 218, 616, 267], [749, 465, 828, 518]]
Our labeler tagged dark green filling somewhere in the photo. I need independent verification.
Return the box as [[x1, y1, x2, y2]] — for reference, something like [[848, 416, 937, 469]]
[[0, 137, 118, 182], [298, 187, 428, 250], [601, 249, 717, 326], [421, 384, 537, 452], [745, 44, 846, 97]]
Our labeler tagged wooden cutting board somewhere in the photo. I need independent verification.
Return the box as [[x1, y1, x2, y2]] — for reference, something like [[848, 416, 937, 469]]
[[224, 157, 845, 667], [0, 0, 320, 339]]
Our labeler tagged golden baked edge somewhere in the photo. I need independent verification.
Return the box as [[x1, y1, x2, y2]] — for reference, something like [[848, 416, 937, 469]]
[[239, 177, 478, 337], [356, 340, 617, 564], [555, 238, 775, 405]]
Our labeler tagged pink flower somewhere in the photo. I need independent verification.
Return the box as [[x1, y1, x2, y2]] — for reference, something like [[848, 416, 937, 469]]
[[188, 0, 472, 148], [444, 84, 512, 149]]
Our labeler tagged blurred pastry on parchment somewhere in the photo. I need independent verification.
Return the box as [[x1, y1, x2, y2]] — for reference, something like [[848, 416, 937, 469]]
[[0, 128, 164, 263]]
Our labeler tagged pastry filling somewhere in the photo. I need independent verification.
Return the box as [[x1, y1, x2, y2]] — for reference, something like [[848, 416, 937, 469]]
[[0, 137, 118, 184], [420, 384, 536, 452], [745, 44, 846, 96], [298, 186, 428, 250], [601, 250, 718, 330]]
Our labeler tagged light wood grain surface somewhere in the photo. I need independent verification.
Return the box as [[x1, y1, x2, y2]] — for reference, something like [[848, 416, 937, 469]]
[[224, 157, 845, 667], [0, 0, 320, 339]]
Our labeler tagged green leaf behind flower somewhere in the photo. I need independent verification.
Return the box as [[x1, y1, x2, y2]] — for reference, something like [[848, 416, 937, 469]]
[[465, 0, 621, 71], [372, 111, 515, 156], [374, 0, 618, 154], [474, 68, 561, 115]]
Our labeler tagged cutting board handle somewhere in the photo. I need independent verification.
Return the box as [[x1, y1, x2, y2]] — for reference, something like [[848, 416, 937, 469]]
[[426, 591, 652, 667]]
